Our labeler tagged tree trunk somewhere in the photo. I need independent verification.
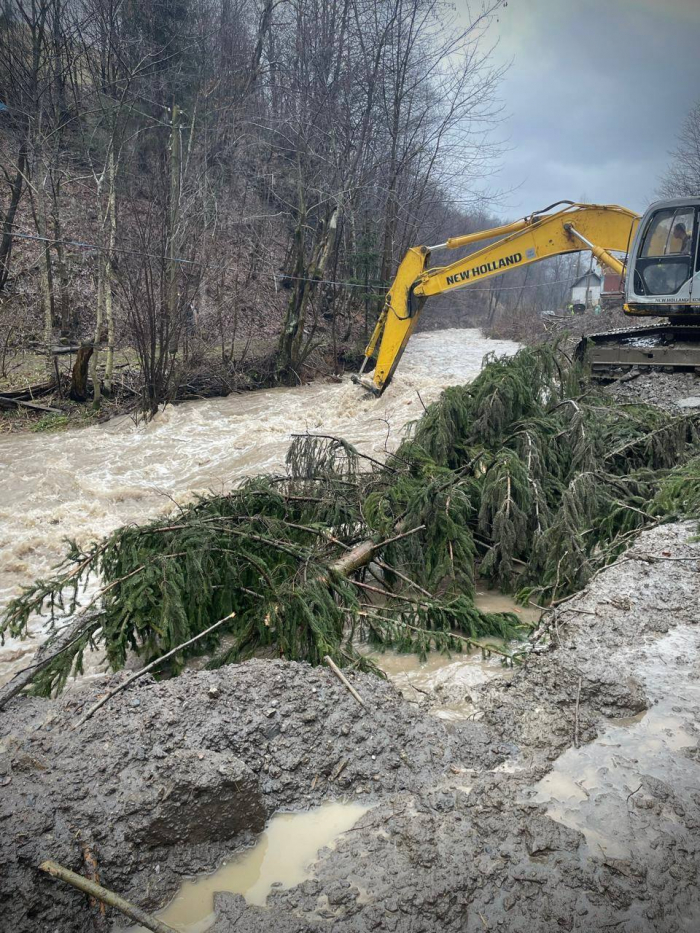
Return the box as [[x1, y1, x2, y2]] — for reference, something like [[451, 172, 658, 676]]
[[103, 147, 117, 393], [90, 256, 104, 406], [32, 177, 56, 357], [50, 172, 71, 336], [70, 345, 94, 401], [0, 143, 27, 290], [167, 103, 181, 355], [278, 203, 339, 377]]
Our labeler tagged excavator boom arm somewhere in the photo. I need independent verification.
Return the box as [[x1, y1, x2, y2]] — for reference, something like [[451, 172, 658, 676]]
[[356, 203, 640, 395]]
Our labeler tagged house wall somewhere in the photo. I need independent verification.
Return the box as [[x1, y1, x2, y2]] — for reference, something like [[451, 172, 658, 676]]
[[571, 283, 602, 304]]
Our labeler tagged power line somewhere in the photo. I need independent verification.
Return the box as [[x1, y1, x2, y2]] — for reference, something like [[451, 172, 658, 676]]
[[7, 229, 199, 266], [3, 228, 386, 289], [3, 227, 588, 294]]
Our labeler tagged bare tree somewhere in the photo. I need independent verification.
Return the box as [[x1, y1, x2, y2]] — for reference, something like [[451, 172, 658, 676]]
[[0, 0, 507, 409], [659, 99, 700, 198]]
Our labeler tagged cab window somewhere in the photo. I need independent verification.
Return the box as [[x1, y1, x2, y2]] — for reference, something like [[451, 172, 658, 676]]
[[641, 208, 695, 257], [636, 206, 697, 296], [641, 209, 674, 257]]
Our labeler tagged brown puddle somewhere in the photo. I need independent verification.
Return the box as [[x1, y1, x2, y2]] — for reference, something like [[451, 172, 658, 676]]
[[120, 801, 371, 933], [365, 587, 539, 721]]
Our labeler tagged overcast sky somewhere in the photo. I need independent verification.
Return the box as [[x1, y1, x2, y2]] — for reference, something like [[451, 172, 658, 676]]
[[476, 0, 700, 216]]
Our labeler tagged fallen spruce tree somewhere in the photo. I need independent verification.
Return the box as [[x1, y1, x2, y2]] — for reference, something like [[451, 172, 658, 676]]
[[2, 343, 700, 698]]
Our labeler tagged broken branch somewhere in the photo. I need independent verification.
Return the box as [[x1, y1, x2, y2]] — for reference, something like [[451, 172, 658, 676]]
[[39, 860, 177, 933], [74, 612, 235, 728], [324, 654, 367, 708]]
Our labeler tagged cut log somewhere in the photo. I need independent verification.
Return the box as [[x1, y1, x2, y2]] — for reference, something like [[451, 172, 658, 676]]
[[328, 524, 423, 577]]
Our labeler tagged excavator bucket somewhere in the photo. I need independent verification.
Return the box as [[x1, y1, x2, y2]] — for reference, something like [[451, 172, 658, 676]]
[[353, 247, 430, 395]]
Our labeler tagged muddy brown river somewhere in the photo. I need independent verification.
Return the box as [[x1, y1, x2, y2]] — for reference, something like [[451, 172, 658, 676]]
[[0, 328, 520, 681]]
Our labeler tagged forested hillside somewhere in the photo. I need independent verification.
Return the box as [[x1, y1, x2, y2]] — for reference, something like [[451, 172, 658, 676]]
[[0, 0, 515, 406]]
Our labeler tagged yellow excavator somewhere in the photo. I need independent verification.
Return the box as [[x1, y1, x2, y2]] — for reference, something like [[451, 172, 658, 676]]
[[354, 198, 700, 394]]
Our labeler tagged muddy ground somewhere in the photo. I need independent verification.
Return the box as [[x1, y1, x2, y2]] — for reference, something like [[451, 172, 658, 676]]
[[605, 369, 700, 412], [1, 522, 699, 933]]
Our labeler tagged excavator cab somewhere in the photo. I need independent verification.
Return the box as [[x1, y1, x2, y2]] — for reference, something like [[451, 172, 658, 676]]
[[625, 198, 700, 318]]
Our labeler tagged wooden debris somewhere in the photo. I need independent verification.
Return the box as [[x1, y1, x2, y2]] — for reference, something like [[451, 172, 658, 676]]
[[0, 396, 63, 414], [574, 675, 583, 748], [0, 379, 56, 399], [39, 860, 177, 933], [74, 612, 235, 728], [81, 843, 107, 929], [324, 654, 366, 708], [331, 758, 348, 781]]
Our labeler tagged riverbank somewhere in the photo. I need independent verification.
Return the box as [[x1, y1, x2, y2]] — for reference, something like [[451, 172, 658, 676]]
[[0, 340, 368, 436], [1, 520, 698, 932]]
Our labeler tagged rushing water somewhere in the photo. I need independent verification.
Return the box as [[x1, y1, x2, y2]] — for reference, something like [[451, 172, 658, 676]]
[[0, 328, 520, 682]]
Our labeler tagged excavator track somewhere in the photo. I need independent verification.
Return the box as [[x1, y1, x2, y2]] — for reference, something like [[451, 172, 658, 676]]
[[574, 323, 700, 376]]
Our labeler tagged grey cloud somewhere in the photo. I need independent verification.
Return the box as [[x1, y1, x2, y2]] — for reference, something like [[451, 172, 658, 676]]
[[473, 0, 700, 215]]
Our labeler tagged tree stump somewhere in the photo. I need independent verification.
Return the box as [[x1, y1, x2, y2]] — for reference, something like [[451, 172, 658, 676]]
[[69, 345, 94, 401]]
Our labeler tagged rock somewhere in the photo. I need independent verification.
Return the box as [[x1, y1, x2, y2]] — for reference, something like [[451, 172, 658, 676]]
[[605, 370, 700, 412]]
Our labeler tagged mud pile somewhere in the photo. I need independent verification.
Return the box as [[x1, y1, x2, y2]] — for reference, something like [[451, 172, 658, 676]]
[[1, 523, 699, 932], [0, 659, 480, 932], [227, 522, 699, 933]]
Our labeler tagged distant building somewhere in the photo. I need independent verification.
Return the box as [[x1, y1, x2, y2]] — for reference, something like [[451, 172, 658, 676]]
[[570, 270, 601, 308]]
